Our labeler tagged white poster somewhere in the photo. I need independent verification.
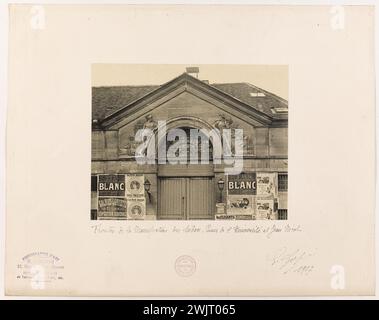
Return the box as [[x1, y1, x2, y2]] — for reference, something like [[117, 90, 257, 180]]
[[125, 174, 145, 198], [127, 198, 146, 220], [256, 198, 276, 220], [256, 172, 278, 197]]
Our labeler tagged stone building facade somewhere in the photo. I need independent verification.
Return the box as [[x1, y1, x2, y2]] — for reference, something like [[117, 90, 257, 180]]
[[91, 72, 288, 220]]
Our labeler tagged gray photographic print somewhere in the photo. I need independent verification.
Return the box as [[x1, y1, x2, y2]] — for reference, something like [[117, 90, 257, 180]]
[[91, 65, 288, 221]]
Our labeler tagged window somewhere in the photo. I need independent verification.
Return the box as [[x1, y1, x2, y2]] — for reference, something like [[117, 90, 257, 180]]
[[271, 107, 288, 114], [249, 92, 265, 97], [278, 209, 288, 220], [278, 173, 288, 192]]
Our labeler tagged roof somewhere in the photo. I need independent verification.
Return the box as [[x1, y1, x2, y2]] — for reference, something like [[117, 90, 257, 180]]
[[92, 85, 158, 121], [211, 82, 288, 116], [92, 73, 288, 123]]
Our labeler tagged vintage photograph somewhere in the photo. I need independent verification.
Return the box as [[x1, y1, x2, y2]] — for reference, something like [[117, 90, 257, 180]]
[[4, 4, 376, 298], [91, 65, 288, 220]]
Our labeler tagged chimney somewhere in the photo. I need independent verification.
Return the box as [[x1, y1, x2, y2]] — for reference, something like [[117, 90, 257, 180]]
[[185, 67, 199, 78]]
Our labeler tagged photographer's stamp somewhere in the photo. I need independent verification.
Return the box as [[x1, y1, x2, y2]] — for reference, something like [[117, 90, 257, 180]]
[[16, 252, 64, 289]]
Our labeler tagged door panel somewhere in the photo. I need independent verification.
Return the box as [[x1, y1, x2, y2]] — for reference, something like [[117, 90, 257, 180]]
[[159, 177, 215, 220], [158, 178, 186, 219], [187, 177, 214, 219]]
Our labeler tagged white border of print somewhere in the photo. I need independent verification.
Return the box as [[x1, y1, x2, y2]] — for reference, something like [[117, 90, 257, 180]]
[[0, 0, 377, 300]]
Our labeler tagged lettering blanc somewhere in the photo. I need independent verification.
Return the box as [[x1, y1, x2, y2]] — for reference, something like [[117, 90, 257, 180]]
[[98, 182, 125, 191], [228, 180, 256, 190]]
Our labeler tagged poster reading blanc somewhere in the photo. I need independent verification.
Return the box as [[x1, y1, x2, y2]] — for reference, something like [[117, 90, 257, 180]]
[[98, 174, 126, 197], [226, 173, 256, 218], [95, 174, 146, 219], [97, 175, 127, 219]]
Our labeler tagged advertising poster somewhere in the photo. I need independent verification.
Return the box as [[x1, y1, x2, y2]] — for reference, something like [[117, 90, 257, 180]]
[[127, 198, 146, 220], [227, 173, 256, 195], [256, 198, 275, 220], [125, 174, 146, 219], [98, 174, 125, 197], [126, 174, 145, 198], [215, 214, 235, 220], [227, 195, 254, 217], [226, 173, 256, 217], [98, 197, 127, 218], [256, 172, 278, 197]]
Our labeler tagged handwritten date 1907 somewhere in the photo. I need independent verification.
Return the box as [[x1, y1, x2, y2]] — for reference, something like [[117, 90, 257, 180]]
[[269, 246, 315, 276]]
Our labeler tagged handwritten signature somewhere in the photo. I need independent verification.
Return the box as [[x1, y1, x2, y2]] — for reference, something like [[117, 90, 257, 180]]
[[269, 247, 315, 276]]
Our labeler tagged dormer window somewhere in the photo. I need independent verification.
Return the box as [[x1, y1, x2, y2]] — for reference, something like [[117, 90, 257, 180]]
[[271, 107, 288, 114], [249, 92, 265, 97]]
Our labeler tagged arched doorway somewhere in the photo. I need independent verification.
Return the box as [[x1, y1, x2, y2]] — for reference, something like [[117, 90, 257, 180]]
[[155, 118, 216, 220]]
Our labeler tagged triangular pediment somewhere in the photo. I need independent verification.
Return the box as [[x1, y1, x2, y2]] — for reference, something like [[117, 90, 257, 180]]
[[96, 73, 286, 130]]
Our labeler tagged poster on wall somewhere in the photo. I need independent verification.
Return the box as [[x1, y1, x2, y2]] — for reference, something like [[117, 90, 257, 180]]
[[126, 174, 145, 198], [255, 173, 278, 220], [227, 173, 256, 195], [256, 172, 278, 197], [127, 198, 146, 220], [226, 173, 256, 217], [98, 197, 127, 218], [256, 198, 276, 220], [98, 174, 125, 197], [125, 174, 146, 219], [227, 195, 255, 217]]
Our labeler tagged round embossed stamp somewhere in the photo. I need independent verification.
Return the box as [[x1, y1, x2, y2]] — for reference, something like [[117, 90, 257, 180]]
[[175, 255, 196, 277]]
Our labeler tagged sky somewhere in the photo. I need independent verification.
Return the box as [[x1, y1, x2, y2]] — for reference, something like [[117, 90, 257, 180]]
[[92, 64, 288, 100]]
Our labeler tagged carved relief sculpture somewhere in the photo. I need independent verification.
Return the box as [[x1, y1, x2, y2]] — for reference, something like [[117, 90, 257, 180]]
[[119, 114, 157, 157]]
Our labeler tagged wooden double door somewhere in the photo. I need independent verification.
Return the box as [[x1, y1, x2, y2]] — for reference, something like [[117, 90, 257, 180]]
[[158, 177, 215, 220]]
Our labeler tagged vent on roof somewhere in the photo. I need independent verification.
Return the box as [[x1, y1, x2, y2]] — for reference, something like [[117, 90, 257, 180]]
[[271, 107, 288, 114], [249, 92, 266, 97]]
